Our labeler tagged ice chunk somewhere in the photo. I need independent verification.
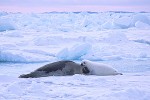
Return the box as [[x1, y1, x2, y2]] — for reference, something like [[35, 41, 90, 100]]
[[114, 16, 131, 28], [135, 21, 150, 29], [0, 21, 15, 32], [0, 12, 8, 16], [133, 39, 150, 45], [101, 21, 121, 29], [0, 51, 26, 62], [131, 13, 150, 27], [0, 50, 57, 63], [57, 43, 92, 60], [56, 48, 69, 59], [1, 12, 150, 31], [68, 43, 92, 60]]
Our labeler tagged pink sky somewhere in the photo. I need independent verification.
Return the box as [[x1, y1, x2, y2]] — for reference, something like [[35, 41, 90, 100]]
[[0, 6, 150, 13], [0, 0, 150, 12]]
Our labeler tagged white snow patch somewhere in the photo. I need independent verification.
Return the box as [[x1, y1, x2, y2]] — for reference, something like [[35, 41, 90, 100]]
[[0, 73, 150, 100]]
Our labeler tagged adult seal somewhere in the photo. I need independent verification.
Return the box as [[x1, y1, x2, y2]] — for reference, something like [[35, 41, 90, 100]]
[[81, 60, 122, 76], [19, 60, 89, 78]]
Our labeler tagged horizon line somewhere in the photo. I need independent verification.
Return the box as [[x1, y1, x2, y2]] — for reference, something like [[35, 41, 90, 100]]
[[0, 5, 150, 13]]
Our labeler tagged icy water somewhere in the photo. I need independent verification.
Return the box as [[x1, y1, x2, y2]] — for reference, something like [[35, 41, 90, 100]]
[[0, 59, 150, 77]]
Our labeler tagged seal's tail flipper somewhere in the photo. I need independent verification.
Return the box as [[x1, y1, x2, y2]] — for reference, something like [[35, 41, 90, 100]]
[[19, 74, 30, 78], [117, 73, 123, 75], [19, 72, 36, 78]]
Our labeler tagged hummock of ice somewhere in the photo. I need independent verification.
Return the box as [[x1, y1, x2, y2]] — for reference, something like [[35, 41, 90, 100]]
[[0, 20, 15, 32], [114, 16, 131, 29], [57, 43, 92, 60], [0, 12, 150, 62], [135, 21, 150, 29], [131, 13, 150, 26], [0, 12, 150, 32], [0, 50, 56, 63]]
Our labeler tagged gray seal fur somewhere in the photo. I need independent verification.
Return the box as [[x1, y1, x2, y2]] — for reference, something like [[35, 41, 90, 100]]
[[19, 60, 89, 78]]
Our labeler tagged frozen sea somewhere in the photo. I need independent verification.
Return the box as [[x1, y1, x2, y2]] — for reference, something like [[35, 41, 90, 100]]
[[0, 11, 150, 100]]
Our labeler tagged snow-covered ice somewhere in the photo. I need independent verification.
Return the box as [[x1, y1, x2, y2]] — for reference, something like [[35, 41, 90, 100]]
[[0, 72, 150, 100], [0, 11, 150, 100]]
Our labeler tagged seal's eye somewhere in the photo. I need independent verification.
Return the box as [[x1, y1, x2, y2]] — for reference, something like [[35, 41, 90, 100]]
[[82, 67, 90, 74], [81, 62, 86, 66]]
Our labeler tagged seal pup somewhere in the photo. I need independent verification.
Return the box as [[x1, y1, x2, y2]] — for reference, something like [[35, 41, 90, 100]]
[[19, 60, 89, 78], [81, 60, 122, 76]]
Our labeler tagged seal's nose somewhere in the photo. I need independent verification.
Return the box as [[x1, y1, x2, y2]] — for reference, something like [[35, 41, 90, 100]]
[[81, 63, 83, 66], [82, 67, 90, 74]]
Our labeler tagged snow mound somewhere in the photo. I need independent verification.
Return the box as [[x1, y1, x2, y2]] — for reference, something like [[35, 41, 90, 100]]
[[0, 12, 8, 16], [133, 39, 150, 45], [57, 43, 92, 60], [0, 50, 57, 63], [131, 13, 150, 27], [81, 32, 150, 61], [0, 20, 15, 32], [135, 21, 150, 29], [0, 12, 150, 62], [0, 51, 26, 62], [114, 16, 131, 28], [1, 12, 150, 32]]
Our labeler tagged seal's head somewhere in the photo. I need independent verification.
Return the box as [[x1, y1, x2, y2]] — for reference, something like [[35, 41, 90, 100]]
[[81, 60, 90, 74]]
